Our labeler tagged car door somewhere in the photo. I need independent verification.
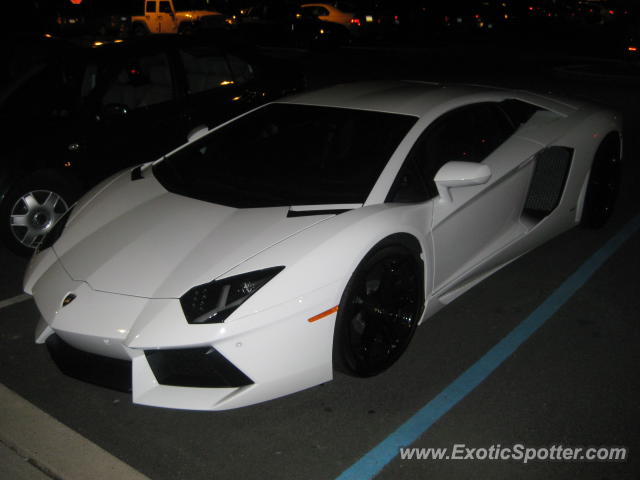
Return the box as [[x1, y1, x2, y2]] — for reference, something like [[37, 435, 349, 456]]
[[177, 45, 256, 130], [144, 0, 160, 33], [409, 103, 534, 293], [157, 0, 178, 33], [77, 48, 185, 184]]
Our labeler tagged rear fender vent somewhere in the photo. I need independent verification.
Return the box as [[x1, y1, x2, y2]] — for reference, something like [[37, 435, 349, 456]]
[[523, 146, 573, 219]]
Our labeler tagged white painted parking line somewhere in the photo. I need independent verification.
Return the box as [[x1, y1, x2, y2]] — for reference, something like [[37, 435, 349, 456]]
[[0, 294, 30, 310], [0, 383, 150, 480]]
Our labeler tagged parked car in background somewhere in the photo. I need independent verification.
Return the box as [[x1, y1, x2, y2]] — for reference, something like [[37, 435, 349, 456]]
[[131, 0, 228, 35], [237, 1, 350, 49], [0, 34, 305, 255], [300, 3, 355, 30], [348, 5, 402, 40], [39, 0, 133, 38]]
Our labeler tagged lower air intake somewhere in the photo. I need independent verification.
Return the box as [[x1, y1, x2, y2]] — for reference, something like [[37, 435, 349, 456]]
[[46, 334, 132, 392], [145, 347, 253, 388]]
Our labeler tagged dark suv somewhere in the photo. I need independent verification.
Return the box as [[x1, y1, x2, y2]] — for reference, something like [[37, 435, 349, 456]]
[[0, 34, 305, 255]]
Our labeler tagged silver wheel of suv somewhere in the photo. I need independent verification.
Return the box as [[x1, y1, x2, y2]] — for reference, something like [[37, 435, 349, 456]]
[[10, 190, 69, 248]]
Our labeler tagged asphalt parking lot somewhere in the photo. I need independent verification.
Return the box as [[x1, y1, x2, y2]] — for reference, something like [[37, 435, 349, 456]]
[[1, 42, 639, 480]]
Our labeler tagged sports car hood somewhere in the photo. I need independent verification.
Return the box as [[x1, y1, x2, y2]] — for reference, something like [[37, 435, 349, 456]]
[[53, 169, 334, 298]]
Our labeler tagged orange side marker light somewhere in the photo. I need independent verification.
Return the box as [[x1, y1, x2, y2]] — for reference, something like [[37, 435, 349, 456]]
[[308, 306, 339, 323]]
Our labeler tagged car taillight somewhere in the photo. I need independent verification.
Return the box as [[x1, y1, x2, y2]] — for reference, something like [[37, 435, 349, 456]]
[[350, 17, 361, 26]]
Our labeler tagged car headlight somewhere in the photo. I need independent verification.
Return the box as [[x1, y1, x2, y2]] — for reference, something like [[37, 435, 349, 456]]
[[180, 267, 285, 324], [38, 206, 74, 253]]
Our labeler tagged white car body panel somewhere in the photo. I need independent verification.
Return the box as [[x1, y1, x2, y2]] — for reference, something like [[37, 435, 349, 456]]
[[25, 81, 622, 410]]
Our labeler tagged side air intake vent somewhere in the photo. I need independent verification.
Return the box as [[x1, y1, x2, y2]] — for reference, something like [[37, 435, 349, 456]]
[[131, 165, 144, 181], [523, 147, 573, 219]]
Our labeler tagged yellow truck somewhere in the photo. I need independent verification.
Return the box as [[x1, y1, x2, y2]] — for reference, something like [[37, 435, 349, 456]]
[[131, 0, 226, 35]]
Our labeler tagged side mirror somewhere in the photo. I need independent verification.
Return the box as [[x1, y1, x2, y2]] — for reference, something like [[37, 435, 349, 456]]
[[434, 161, 491, 203], [102, 103, 129, 120], [187, 124, 209, 142]]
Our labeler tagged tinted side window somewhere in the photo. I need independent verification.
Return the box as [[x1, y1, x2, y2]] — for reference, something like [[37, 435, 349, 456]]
[[473, 104, 514, 159], [180, 48, 233, 94], [499, 99, 542, 128], [159, 1, 173, 13], [146, 1, 157, 13], [227, 55, 254, 85], [402, 103, 514, 199], [301, 6, 315, 18], [100, 53, 173, 110], [4, 63, 79, 118], [304, 6, 330, 17]]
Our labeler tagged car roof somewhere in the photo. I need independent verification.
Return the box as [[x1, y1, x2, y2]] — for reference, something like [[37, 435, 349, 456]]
[[279, 81, 581, 117]]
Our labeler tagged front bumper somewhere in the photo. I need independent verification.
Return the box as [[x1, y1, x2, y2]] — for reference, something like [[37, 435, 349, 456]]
[[45, 334, 255, 392], [29, 250, 341, 410]]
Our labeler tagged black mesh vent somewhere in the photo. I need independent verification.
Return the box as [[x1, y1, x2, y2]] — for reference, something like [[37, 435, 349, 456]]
[[523, 147, 573, 219], [145, 347, 253, 388], [46, 334, 132, 392]]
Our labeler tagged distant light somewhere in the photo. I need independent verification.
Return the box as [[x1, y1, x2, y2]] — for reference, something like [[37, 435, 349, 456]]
[[92, 41, 104, 47], [319, 28, 325, 34], [609, 10, 614, 15], [64, 161, 72, 167], [219, 80, 234, 86], [114, 39, 123, 43], [350, 17, 361, 26], [70, 0, 82, 4], [232, 96, 241, 101], [44, 33, 53, 38], [628, 46, 637, 52]]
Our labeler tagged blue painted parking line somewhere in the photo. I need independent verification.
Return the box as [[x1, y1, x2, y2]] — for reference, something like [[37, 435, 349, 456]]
[[336, 214, 640, 480]]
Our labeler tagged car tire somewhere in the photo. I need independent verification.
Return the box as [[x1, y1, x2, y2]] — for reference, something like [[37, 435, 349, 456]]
[[1, 171, 79, 257], [333, 241, 424, 377], [581, 133, 621, 229], [178, 23, 195, 35], [132, 23, 148, 36]]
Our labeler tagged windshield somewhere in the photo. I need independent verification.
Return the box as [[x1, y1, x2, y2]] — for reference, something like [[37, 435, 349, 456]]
[[153, 103, 416, 208]]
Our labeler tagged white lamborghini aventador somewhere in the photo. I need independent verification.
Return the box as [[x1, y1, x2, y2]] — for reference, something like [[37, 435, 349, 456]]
[[24, 81, 622, 410]]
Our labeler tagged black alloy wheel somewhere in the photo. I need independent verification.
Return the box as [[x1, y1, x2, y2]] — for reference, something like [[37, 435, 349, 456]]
[[333, 244, 423, 377]]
